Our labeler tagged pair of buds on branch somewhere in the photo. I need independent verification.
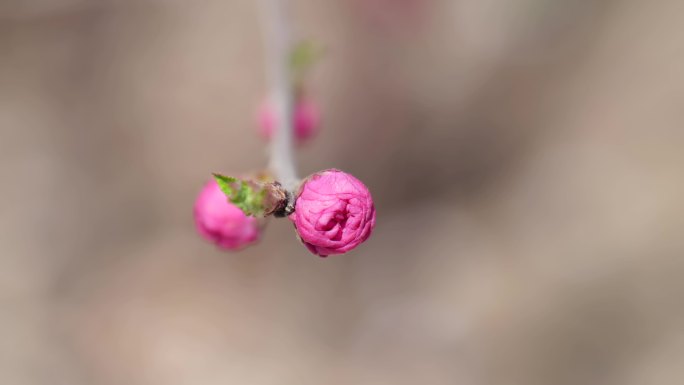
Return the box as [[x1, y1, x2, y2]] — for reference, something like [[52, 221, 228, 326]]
[[195, 169, 376, 257]]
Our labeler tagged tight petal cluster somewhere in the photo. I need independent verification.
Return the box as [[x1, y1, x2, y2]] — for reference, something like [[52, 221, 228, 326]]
[[194, 180, 260, 250], [257, 98, 320, 143], [289, 169, 375, 256]]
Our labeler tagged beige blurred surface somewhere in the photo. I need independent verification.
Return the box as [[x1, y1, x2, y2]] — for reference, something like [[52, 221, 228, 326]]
[[2, 0, 684, 384]]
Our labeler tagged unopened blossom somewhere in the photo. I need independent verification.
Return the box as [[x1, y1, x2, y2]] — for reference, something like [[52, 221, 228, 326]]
[[289, 169, 375, 256], [257, 97, 320, 143], [194, 179, 260, 250]]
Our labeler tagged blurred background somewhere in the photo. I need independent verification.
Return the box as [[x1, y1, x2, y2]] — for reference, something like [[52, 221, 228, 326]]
[[2, 0, 684, 384]]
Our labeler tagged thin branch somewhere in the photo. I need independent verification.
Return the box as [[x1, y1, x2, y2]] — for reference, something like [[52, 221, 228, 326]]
[[258, 0, 299, 193]]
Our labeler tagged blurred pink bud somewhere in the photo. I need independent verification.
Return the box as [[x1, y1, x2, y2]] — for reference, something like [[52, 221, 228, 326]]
[[257, 98, 320, 143], [289, 169, 376, 257], [194, 180, 260, 250]]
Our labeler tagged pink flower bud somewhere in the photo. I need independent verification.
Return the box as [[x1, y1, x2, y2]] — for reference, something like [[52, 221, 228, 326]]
[[289, 169, 376, 257], [257, 98, 320, 143], [193, 180, 260, 250]]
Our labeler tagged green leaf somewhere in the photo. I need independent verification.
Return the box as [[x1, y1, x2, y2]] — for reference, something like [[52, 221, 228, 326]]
[[212, 173, 238, 198], [289, 40, 325, 83], [211, 173, 266, 217]]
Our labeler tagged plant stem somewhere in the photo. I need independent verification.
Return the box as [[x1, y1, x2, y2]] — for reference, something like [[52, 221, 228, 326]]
[[258, 0, 299, 194]]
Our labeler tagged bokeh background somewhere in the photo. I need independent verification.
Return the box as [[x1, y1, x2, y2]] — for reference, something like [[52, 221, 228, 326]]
[[2, 0, 684, 384]]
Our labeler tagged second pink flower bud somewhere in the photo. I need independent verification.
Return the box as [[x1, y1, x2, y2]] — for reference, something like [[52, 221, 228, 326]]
[[194, 180, 261, 250], [257, 97, 320, 144]]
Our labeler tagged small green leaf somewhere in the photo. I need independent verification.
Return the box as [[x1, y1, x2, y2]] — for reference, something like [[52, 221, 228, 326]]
[[211, 174, 266, 217], [212, 173, 238, 198], [289, 40, 325, 84]]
